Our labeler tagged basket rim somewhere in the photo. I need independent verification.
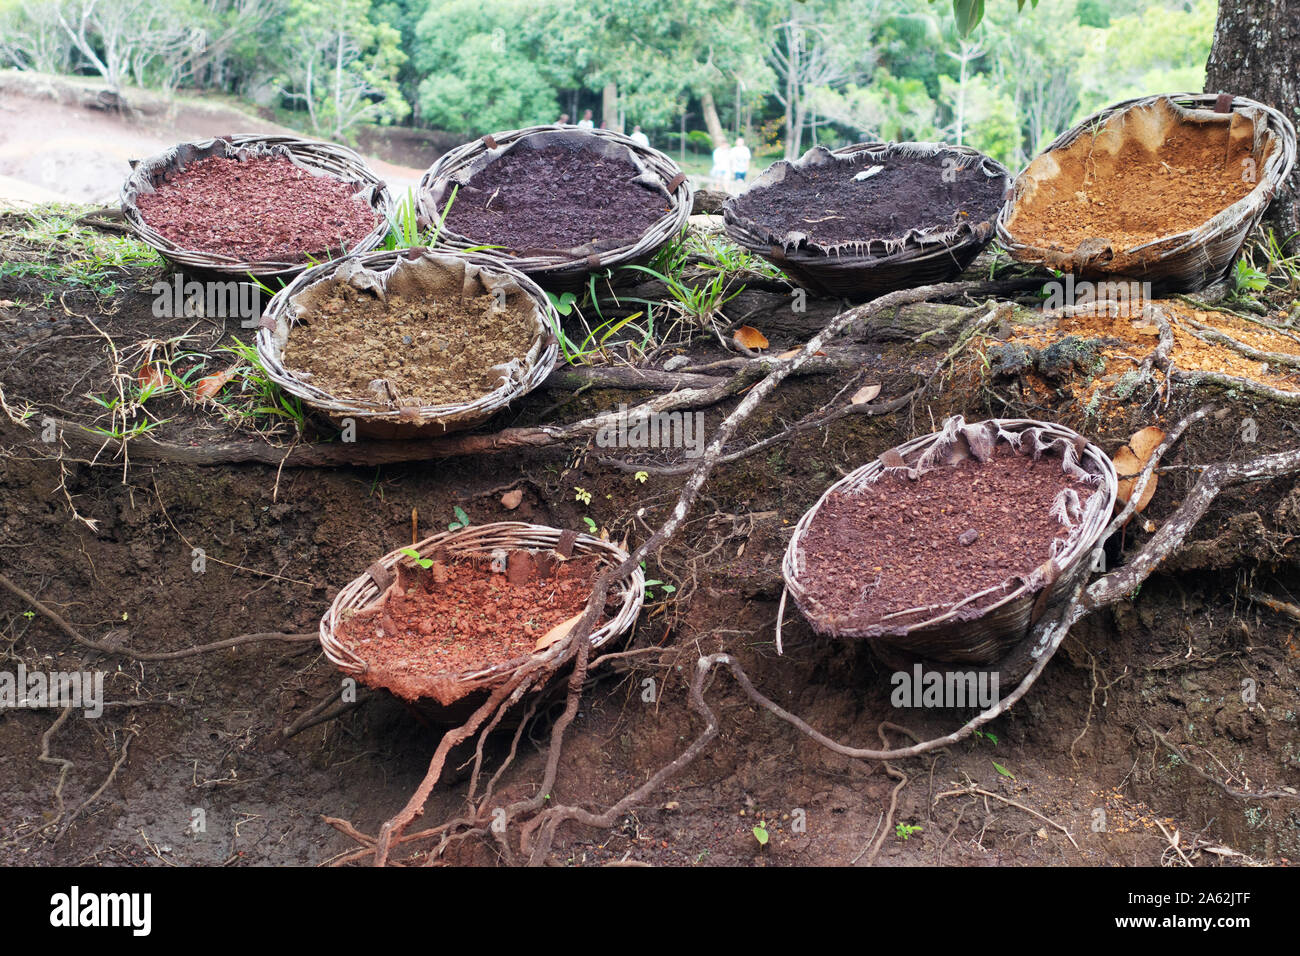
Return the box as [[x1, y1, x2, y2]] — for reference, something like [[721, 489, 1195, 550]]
[[120, 133, 395, 279], [995, 92, 1299, 264], [319, 521, 645, 690], [782, 417, 1119, 641], [254, 247, 560, 425], [415, 125, 693, 277], [723, 140, 1010, 267]]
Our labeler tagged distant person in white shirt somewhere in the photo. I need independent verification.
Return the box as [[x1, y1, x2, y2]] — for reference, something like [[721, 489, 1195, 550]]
[[577, 110, 595, 129], [731, 136, 752, 187], [711, 140, 732, 192], [629, 125, 650, 148]]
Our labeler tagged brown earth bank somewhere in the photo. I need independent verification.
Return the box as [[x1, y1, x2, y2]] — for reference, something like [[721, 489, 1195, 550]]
[[1, 221, 1298, 866]]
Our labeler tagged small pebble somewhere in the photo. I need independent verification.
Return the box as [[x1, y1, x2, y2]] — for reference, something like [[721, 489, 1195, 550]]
[[958, 529, 980, 546]]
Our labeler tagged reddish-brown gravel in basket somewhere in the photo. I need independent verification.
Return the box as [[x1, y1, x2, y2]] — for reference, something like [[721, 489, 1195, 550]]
[[797, 447, 1096, 629], [440, 144, 669, 252], [135, 155, 379, 262], [338, 553, 604, 685]]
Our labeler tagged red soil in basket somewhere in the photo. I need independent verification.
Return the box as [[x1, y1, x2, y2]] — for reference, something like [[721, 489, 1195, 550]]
[[136, 155, 379, 262], [797, 447, 1096, 629], [337, 553, 605, 689], [440, 144, 669, 252]]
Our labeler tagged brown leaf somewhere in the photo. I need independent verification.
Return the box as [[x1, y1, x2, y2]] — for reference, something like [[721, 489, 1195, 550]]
[[500, 489, 523, 510], [136, 364, 164, 390], [733, 325, 769, 350], [1114, 446, 1158, 513], [534, 612, 584, 652], [1127, 425, 1165, 463], [850, 383, 882, 405], [194, 366, 238, 401]]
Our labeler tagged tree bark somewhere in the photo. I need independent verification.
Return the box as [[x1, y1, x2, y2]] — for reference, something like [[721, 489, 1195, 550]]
[[601, 81, 619, 132], [1205, 0, 1300, 239], [700, 89, 726, 147]]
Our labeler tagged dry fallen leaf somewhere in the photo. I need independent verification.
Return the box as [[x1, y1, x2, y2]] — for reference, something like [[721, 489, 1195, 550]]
[[850, 383, 881, 405], [500, 489, 523, 510], [136, 364, 165, 389], [733, 325, 769, 351], [194, 366, 237, 401], [534, 612, 584, 651], [1128, 425, 1165, 463], [1114, 424, 1165, 514]]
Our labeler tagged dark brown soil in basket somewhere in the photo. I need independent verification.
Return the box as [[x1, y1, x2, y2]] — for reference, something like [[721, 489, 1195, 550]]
[[797, 447, 1097, 628], [135, 155, 378, 262], [282, 282, 537, 406], [1008, 126, 1256, 251], [732, 151, 1006, 246], [338, 553, 605, 690], [440, 144, 669, 252]]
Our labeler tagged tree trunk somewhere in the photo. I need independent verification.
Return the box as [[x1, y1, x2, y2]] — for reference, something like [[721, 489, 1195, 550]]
[[1205, 0, 1300, 239], [601, 81, 619, 131], [700, 89, 726, 147]]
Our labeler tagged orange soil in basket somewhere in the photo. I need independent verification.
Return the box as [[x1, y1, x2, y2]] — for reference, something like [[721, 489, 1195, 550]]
[[1009, 128, 1256, 252], [338, 554, 604, 692]]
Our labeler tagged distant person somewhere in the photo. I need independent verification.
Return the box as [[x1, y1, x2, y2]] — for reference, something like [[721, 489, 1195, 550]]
[[630, 125, 649, 148], [577, 110, 595, 129], [731, 136, 751, 187], [558, 113, 571, 125], [711, 139, 732, 192]]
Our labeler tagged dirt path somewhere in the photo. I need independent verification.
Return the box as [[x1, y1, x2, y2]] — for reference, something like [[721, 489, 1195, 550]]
[[0, 71, 425, 206]]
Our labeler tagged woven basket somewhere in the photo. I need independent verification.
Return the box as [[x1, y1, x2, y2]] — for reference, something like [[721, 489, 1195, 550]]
[[723, 142, 1009, 300], [320, 522, 645, 707], [997, 93, 1297, 291], [255, 248, 559, 440], [416, 125, 693, 292], [121, 134, 393, 279], [781, 417, 1117, 665]]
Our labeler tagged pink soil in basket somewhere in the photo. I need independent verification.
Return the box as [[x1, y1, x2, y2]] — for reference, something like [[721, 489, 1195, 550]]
[[797, 446, 1097, 628]]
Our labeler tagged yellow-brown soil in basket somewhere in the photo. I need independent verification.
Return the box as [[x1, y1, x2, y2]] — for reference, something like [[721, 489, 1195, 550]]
[[283, 282, 536, 405], [1009, 126, 1255, 251], [1002, 299, 1300, 410]]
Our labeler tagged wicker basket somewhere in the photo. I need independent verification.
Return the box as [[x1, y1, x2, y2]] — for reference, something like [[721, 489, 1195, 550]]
[[723, 142, 1009, 300], [416, 125, 693, 291], [781, 417, 1117, 665], [121, 134, 393, 279], [255, 248, 559, 440], [997, 93, 1297, 291], [320, 522, 645, 707]]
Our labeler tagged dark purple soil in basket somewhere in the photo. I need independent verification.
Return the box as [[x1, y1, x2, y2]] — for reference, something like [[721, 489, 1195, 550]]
[[135, 155, 379, 262], [439, 144, 669, 253], [732, 151, 1006, 247], [797, 446, 1096, 629]]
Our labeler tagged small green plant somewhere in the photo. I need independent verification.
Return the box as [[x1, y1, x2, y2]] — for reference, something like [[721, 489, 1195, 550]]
[[547, 291, 578, 316], [752, 822, 769, 847], [1233, 257, 1269, 294], [633, 470, 648, 484], [398, 547, 434, 569], [973, 729, 999, 746], [992, 760, 1015, 779], [447, 506, 470, 531], [895, 822, 923, 841], [573, 486, 593, 506], [581, 516, 598, 534], [640, 561, 677, 601]]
